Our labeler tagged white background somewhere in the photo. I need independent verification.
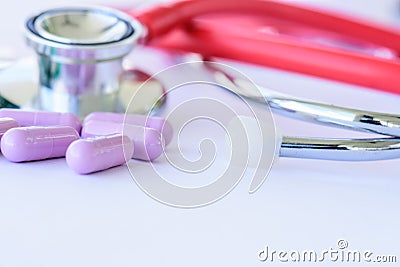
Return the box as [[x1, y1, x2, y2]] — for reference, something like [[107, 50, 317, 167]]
[[0, 0, 400, 266]]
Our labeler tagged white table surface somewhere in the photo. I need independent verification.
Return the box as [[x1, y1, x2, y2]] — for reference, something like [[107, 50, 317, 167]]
[[0, 0, 400, 266]]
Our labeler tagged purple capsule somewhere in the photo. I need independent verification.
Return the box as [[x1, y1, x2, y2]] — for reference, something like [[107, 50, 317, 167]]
[[0, 117, 19, 140], [0, 108, 82, 133], [66, 134, 134, 174], [83, 112, 173, 145], [82, 120, 164, 161], [1, 126, 80, 162]]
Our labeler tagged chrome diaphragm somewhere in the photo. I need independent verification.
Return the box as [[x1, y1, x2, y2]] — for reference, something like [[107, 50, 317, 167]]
[[25, 6, 144, 118]]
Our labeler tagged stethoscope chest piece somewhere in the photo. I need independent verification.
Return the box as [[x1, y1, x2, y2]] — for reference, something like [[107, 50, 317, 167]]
[[25, 6, 143, 118]]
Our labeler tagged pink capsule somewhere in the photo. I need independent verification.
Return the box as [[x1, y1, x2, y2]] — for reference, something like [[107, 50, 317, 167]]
[[83, 112, 173, 145], [66, 134, 134, 174], [82, 120, 164, 161], [0, 108, 82, 133], [1, 126, 79, 162], [0, 117, 19, 140]]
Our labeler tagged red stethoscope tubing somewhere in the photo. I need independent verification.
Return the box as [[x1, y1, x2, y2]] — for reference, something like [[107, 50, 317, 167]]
[[125, 0, 400, 95]]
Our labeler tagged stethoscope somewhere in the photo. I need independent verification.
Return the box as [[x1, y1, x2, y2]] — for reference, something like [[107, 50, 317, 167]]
[[13, 0, 400, 162]]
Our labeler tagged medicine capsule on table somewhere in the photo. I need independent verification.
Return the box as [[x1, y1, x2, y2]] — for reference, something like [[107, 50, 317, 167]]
[[0, 108, 82, 133], [1, 126, 80, 162], [81, 120, 164, 161], [83, 112, 173, 145], [0, 117, 19, 140], [66, 134, 134, 174]]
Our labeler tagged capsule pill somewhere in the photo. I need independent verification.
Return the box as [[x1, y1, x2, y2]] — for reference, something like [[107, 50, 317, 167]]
[[1, 126, 80, 162], [66, 134, 134, 174], [83, 112, 173, 145], [81, 120, 164, 161], [0, 108, 82, 133]]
